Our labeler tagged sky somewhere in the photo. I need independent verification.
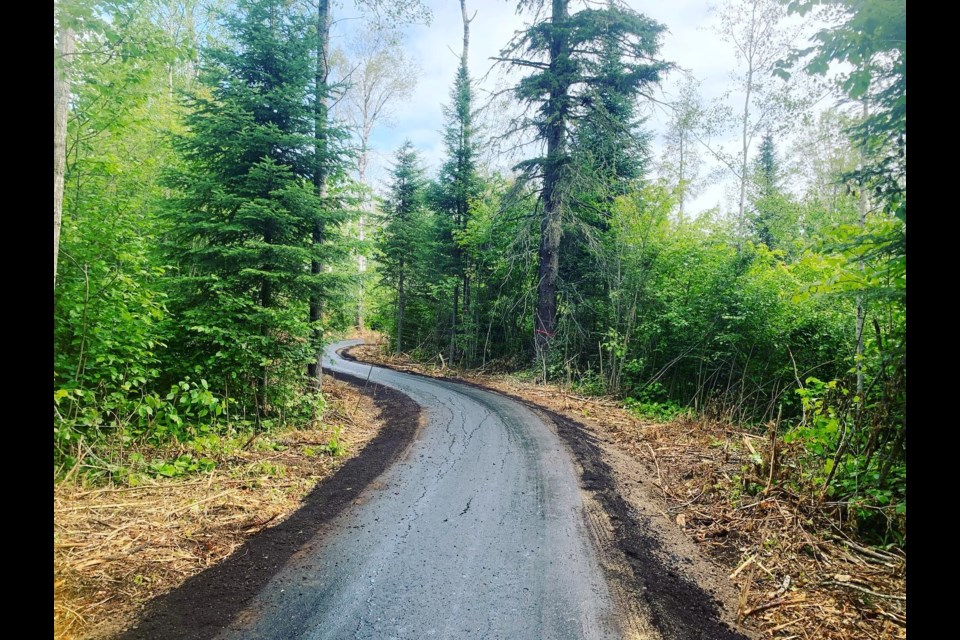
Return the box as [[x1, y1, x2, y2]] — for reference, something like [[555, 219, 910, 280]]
[[331, 0, 830, 216]]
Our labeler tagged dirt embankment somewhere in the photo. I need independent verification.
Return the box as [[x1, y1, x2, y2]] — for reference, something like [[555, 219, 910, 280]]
[[346, 342, 906, 640], [54, 370, 422, 640]]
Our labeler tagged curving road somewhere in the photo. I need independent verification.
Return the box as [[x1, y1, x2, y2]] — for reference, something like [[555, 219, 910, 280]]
[[217, 339, 621, 640]]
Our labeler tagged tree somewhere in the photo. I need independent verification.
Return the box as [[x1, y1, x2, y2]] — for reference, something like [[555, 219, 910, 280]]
[[377, 141, 429, 355], [330, 25, 419, 330], [434, 0, 480, 365], [498, 0, 668, 377], [166, 0, 323, 419], [660, 76, 705, 221], [54, 11, 74, 289], [54, 0, 184, 423], [781, 0, 906, 497], [781, 0, 905, 223], [332, 27, 419, 188], [306, 0, 429, 377], [749, 132, 783, 247], [704, 0, 800, 242], [307, 0, 332, 383]]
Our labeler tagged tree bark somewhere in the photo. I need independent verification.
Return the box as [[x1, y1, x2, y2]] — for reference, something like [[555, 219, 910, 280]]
[[461, 0, 471, 60], [855, 99, 869, 397], [736, 0, 758, 250], [534, 0, 570, 378], [449, 283, 459, 365], [449, 0, 474, 366], [54, 26, 75, 289], [308, 0, 331, 384], [396, 264, 405, 356]]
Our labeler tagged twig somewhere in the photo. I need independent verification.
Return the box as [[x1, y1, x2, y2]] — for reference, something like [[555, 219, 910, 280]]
[[729, 554, 756, 579], [742, 596, 798, 619], [821, 580, 906, 601], [167, 489, 234, 517], [736, 564, 754, 623], [643, 442, 670, 499], [71, 480, 208, 498], [242, 512, 280, 533], [241, 431, 260, 451], [768, 617, 804, 633]]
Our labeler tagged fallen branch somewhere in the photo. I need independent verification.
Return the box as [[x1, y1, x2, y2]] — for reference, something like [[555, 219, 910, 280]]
[[821, 580, 906, 601], [729, 554, 755, 579], [643, 442, 670, 499], [742, 595, 804, 619], [167, 489, 234, 517]]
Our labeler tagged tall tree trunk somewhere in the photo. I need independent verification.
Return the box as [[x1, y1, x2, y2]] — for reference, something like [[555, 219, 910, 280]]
[[356, 113, 371, 330], [736, 0, 758, 250], [461, 0, 471, 59], [54, 26, 75, 289], [449, 0, 474, 366], [737, 67, 753, 248], [855, 99, 869, 397], [678, 135, 686, 223], [449, 283, 458, 365], [308, 0, 331, 384], [357, 206, 366, 330], [534, 0, 570, 379], [396, 264, 405, 356]]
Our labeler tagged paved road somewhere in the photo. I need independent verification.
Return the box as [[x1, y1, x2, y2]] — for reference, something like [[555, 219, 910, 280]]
[[218, 339, 621, 640]]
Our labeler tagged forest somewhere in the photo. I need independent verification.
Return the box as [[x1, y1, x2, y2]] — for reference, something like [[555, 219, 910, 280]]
[[54, 0, 905, 552]]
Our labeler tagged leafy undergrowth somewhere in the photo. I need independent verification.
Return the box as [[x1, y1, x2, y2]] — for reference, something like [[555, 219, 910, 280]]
[[349, 340, 906, 640], [53, 375, 380, 640]]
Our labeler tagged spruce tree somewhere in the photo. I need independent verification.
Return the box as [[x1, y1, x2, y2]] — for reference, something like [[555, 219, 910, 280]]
[[165, 0, 320, 419], [499, 0, 668, 375], [749, 132, 786, 249], [378, 141, 429, 356], [434, 0, 480, 365]]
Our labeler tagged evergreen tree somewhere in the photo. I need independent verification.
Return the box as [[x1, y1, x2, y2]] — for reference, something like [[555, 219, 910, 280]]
[[165, 0, 321, 419], [750, 132, 781, 248], [570, 15, 650, 206], [499, 0, 668, 375], [434, 0, 480, 365], [560, 16, 654, 366], [378, 141, 430, 355]]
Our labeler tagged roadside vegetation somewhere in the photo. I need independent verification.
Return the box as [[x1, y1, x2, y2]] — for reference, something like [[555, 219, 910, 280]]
[[350, 339, 906, 640], [54, 375, 380, 639], [54, 0, 904, 637]]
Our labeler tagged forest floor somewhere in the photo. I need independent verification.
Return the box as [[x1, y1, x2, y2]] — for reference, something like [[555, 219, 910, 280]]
[[347, 337, 907, 640], [53, 373, 397, 640]]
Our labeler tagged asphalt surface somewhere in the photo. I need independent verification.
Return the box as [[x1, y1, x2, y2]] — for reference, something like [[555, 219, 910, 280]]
[[217, 339, 621, 640]]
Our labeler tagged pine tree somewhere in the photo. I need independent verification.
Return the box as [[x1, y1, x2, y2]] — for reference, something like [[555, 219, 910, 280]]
[[165, 0, 321, 419], [570, 17, 650, 205], [560, 14, 654, 363], [434, 0, 479, 365], [378, 141, 429, 356], [748, 132, 793, 249], [499, 0, 668, 375]]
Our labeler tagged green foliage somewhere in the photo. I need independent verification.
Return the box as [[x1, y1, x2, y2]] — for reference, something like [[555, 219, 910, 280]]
[[54, 0, 349, 479], [624, 396, 690, 423], [162, 0, 346, 419], [54, 0, 195, 468], [375, 141, 438, 355], [52, 0, 904, 547], [785, 376, 904, 542]]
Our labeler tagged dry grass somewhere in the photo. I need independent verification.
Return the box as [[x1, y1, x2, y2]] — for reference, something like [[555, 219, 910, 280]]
[[350, 339, 907, 640], [53, 375, 383, 640]]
